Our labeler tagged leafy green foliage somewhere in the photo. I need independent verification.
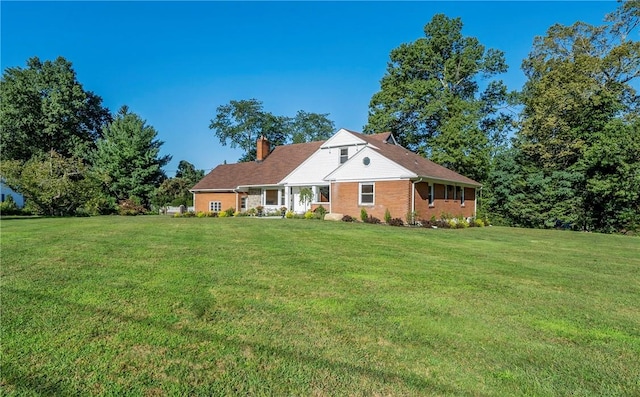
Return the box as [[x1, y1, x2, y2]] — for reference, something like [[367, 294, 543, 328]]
[[0, 56, 111, 161], [365, 14, 515, 183], [153, 160, 204, 208], [489, 2, 640, 233], [582, 118, 640, 232], [360, 208, 368, 222], [314, 205, 327, 219], [153, 177, 192, 207], [289, 110, 335, 144], [0, 151, 101, 216], [175, 160, 204, 186], [0, 195, 25, 216], [298, 187, 313, 211], [384, 208, 392, 224], [92, 106, 171, 208], [209, 99, 334, 162]]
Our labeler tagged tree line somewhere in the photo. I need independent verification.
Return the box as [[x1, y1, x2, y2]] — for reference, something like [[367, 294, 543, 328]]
[[359, 2, 638, 233], [0, 57, 202, 215], [2, 1, 638, 232]]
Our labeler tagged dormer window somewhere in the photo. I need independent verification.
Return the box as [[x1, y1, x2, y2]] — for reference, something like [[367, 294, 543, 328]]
[[340, 148, 348, 164]]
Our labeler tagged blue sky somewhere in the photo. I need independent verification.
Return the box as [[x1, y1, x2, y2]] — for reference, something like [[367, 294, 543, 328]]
[[1, 1, 619, 174]]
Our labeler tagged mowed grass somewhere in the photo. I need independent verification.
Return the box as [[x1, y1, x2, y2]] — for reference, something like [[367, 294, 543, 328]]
[[1, 216, 639, 396]]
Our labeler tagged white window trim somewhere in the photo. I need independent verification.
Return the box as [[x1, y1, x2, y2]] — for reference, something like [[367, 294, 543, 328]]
[[313, 185, 331, 204], [339, 148, 348, 164], [461, 187, 465, 207], [429, 184, 435, 207], [263, 189, 279, 206], [359, 182, 375, 206], [209, 201, 222, 212]]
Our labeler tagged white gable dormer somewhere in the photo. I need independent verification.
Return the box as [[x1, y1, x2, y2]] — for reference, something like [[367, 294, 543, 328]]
[[324, 146, 416, 182], [320, 128, 366, 148]]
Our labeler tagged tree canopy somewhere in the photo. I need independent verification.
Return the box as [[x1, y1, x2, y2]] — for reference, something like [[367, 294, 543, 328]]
[[365, 14, 515, 183], [0, 151, 101, 216], [175, 160, 205, 186], [209, 99, 335, 162], [153, 160, 205, 207], [0, 56, 111, 161], [92, 106, 171, 207], [486, 1, 640, 232]]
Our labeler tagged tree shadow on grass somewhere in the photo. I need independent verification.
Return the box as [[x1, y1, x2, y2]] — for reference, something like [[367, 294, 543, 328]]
[[1, 365, 71, 396], [4, 287, 464, 395], [0, 215, 47, 221]]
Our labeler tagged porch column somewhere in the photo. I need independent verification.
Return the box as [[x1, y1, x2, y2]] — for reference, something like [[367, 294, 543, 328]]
[[284, 187, 290, 210]]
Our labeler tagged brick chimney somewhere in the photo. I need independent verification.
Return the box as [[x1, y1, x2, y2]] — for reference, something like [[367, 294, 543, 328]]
[[256, 135, 270, 162]]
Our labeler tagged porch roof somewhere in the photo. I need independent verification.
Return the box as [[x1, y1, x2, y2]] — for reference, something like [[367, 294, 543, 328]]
[[191, 140, 323, 191]]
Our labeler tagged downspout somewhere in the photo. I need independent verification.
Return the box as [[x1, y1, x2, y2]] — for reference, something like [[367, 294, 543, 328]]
[[411, 178, 424, 224]]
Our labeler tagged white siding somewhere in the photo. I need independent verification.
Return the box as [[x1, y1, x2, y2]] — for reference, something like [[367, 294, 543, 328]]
[[325, 147, 416, 182], [288, 186, 312, 213], [283, 146, 363, 185], [320, 128, 366, 148]]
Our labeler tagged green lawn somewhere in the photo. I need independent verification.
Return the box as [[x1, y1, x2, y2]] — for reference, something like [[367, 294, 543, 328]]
[[1, 216, 639, 396]]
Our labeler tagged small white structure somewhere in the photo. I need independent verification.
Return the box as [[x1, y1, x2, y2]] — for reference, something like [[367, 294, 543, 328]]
[[1, 181, 24, 208]]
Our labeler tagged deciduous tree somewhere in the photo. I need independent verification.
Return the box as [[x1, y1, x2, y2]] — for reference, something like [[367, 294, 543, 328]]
[[365, 14, 515, 183], [209, 99, 335, 162], [0, 56, 111, 161], [175, 160, 205, 186], [0, 151, 101, 216], [491, 1, 639, 232]]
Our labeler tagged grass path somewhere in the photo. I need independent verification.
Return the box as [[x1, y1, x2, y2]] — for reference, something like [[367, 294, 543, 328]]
[[2, 216, 639, 395]]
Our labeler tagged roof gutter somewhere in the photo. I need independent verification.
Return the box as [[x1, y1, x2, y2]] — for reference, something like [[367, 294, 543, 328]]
[[415, 175, 481, 188]]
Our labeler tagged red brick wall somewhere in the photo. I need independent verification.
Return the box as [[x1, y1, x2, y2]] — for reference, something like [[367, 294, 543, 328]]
[[413, 183, 476, 220], [194, 192, 245, 213], [331, 180, 412, 220]]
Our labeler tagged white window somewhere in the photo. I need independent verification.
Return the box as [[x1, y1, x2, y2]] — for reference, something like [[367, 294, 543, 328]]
[[340, 148, 348, 164], [240, 197, 247, 210], [209, 201, 221, 212], [359, 183, 374, 205]]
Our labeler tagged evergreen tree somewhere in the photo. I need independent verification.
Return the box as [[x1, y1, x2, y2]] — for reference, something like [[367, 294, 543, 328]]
[[93, 106, 171, 207]]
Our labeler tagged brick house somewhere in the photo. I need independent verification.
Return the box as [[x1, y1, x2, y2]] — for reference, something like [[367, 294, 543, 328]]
[[191, 128, 481, 220]]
